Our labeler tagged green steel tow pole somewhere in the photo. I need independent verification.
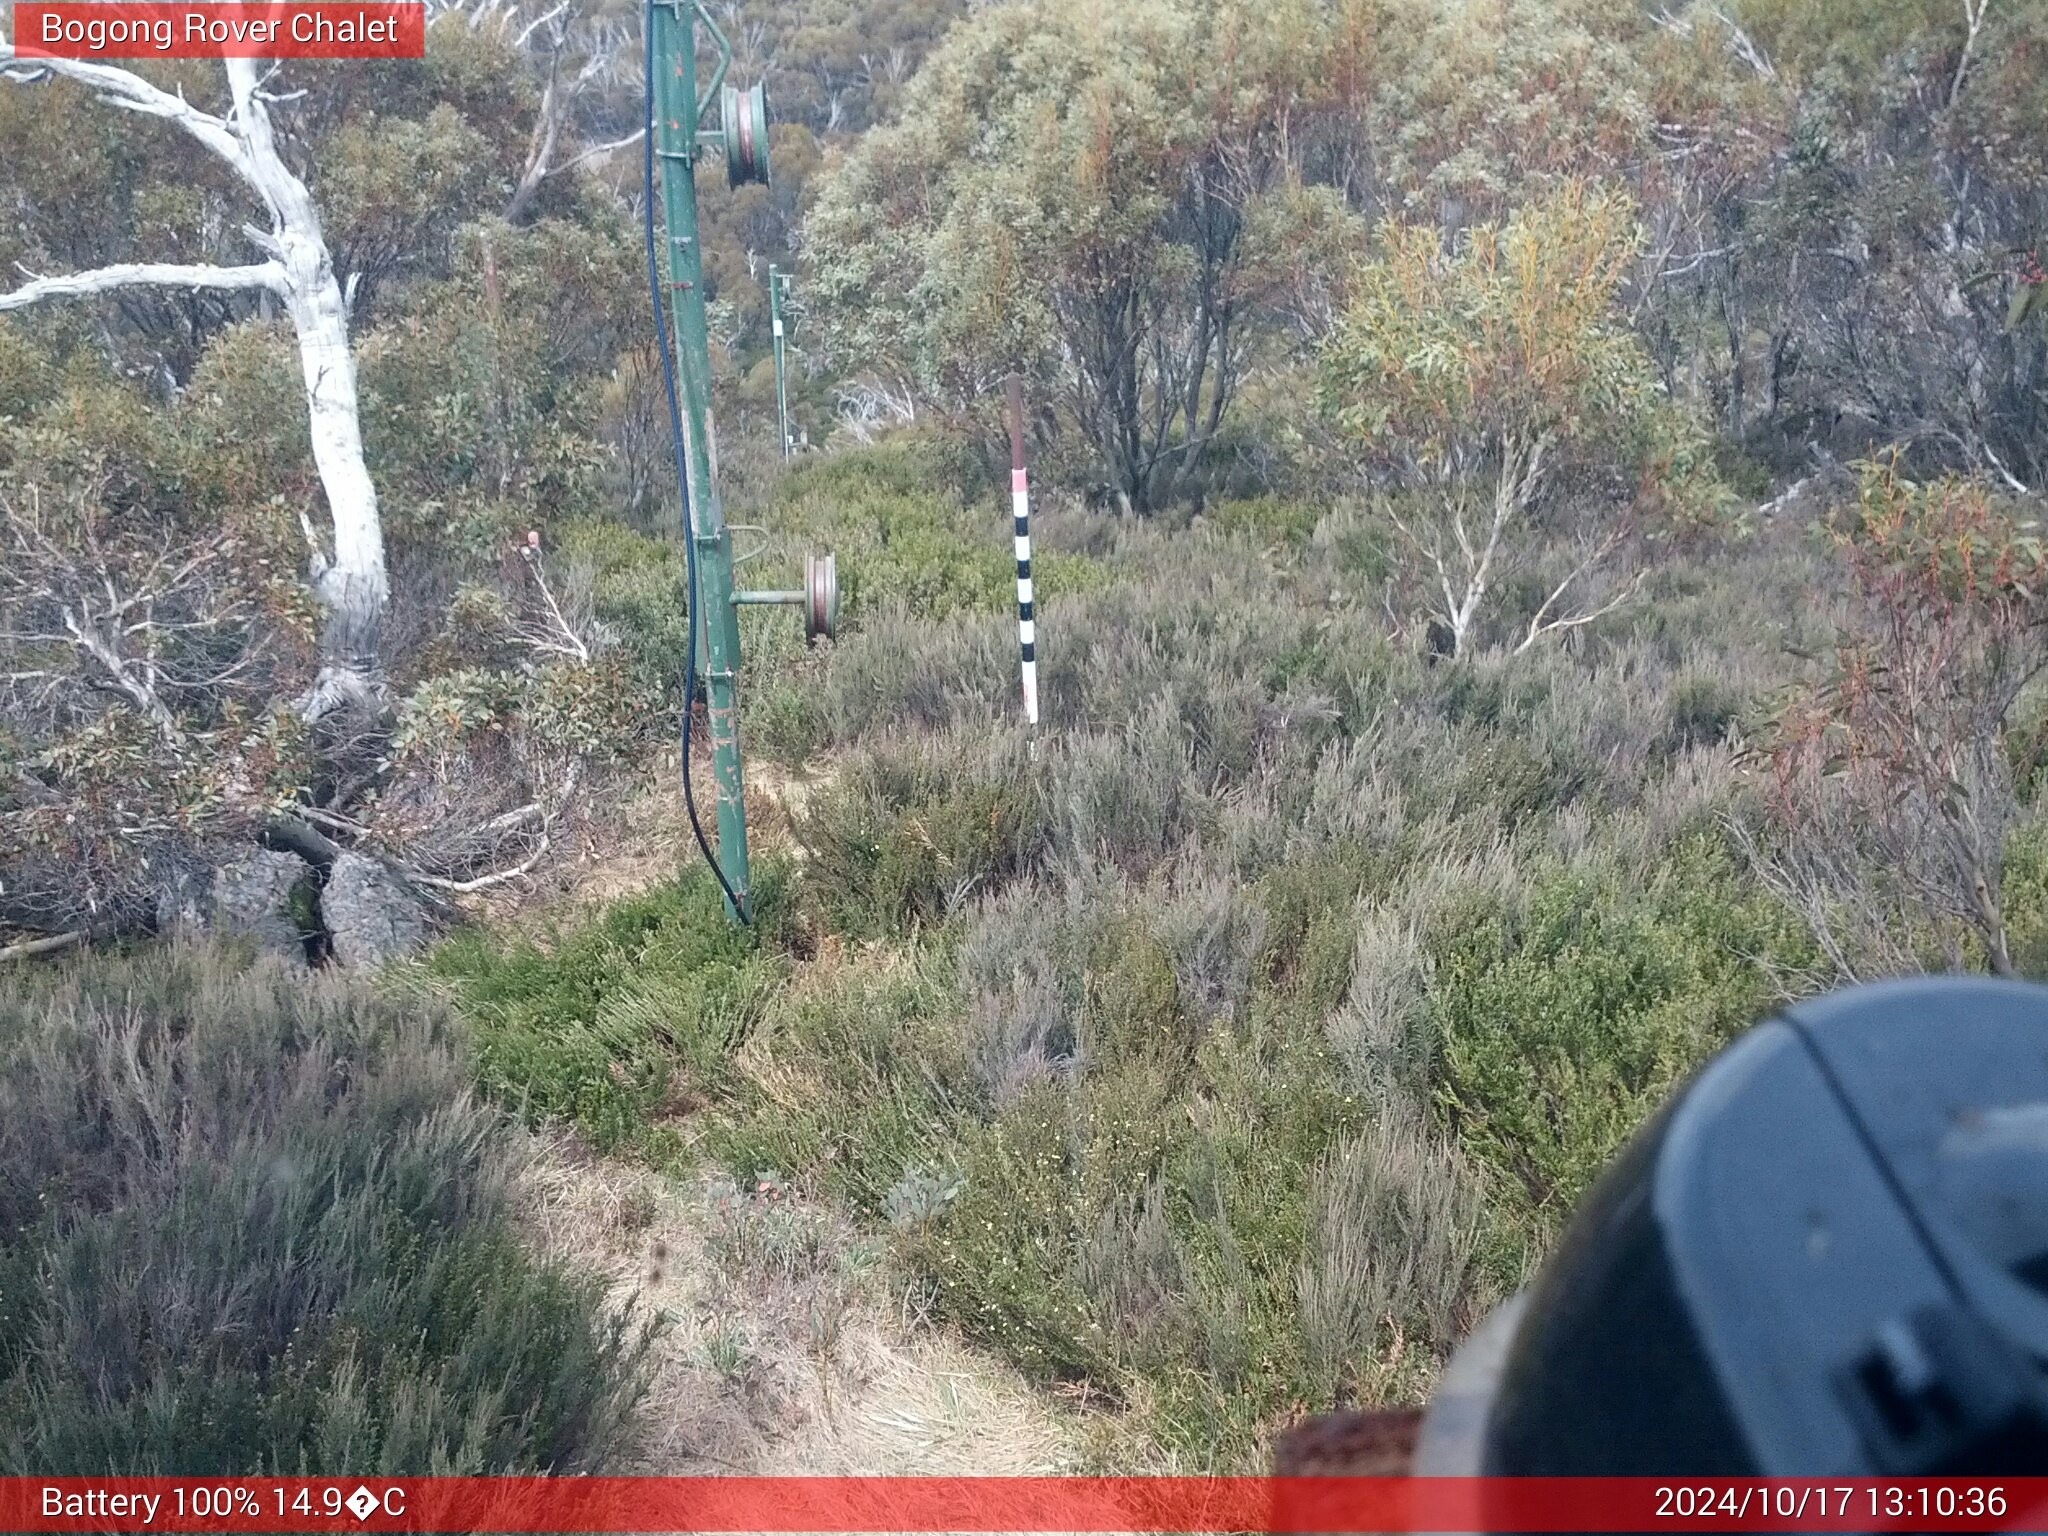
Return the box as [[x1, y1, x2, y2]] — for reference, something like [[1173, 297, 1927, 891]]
[[769, 265, 792, 460], [650, 0, 769, 919], [651, 17, 834, 925]]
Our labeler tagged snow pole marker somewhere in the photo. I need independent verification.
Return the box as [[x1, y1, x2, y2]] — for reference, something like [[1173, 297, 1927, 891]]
[[1006, 372, 1038, 733]]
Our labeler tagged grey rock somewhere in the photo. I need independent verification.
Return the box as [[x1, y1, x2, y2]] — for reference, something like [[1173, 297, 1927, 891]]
[[323, 852, 430, 970], [154, 864, 215, 939], [210, 850, 317, 960]]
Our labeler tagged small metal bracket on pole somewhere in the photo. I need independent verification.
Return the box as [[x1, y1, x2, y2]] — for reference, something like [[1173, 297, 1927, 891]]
[[769, 265, 792, 461]]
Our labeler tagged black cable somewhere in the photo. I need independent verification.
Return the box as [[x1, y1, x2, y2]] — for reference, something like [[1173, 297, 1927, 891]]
[[644, 7, 749, 926]]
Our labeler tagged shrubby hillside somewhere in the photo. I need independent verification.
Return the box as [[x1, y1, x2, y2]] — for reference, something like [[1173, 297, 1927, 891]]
[[6, 0, 2048, 1473], [436, 428, 2048, 1463], [0, 948, 648, 1471]]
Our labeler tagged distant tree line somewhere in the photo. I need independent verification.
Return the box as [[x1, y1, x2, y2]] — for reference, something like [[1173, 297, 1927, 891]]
[[806, 0, 2048, 513]]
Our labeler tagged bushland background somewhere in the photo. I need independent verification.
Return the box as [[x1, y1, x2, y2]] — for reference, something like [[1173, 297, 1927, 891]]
[[4, 0, 2048, 1474]]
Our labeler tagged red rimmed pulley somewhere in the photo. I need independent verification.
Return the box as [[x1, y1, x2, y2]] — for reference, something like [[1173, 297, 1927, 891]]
[[803, 553, 839, 643], [721, 81, 770, 187]]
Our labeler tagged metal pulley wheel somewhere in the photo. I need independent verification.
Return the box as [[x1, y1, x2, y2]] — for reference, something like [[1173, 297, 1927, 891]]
[[803, 552, 838, 643], [722, 80, 771, 187]]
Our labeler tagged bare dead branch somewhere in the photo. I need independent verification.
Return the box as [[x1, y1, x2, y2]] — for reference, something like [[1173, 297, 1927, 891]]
[[1514, 524, 1643, 653], [414, 834, 551, 892], [1949, 0, 1992, 110], [517, 549, 592, 662], [0, 45, 248, 164], [545, 127, 646, 179], [0, 260, 284, 311], [0, 930, 85, 962]]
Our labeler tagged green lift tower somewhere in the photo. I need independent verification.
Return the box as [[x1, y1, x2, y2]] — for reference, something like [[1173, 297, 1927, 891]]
[[649, 0, 835, 921]]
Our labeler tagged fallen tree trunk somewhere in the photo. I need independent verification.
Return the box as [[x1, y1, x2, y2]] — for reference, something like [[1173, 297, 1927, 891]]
[[0, 930, 85, 962]]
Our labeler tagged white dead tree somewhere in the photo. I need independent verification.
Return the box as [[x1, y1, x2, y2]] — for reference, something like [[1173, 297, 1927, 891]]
[[1385, 436, 1550, 658], [0, 480, 265, 742], [430, 0, 641, 225], [1950, 0, 1994, 110], [0, 44, 386, 719], [1381, 434, 1645, 658]]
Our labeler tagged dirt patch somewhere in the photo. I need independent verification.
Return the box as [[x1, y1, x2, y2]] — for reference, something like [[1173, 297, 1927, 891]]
[[519, 1130, 1086, 1475], [457, 754, 841, 938]]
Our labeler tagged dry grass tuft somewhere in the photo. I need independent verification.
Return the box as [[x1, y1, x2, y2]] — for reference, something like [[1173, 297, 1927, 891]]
[[517, 1130, 1087, 1476]]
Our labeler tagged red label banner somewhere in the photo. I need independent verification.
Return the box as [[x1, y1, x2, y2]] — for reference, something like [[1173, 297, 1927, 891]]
[[15, 3, 425, 58], [2, 1477, 2048, 1533]]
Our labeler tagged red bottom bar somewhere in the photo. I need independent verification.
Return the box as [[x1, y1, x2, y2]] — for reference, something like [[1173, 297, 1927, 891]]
[[4, 1477, 2048, 1533]]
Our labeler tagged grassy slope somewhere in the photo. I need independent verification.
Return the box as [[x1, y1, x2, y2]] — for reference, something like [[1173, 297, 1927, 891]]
[[430, 439, 2048, 1468], [0, 946, 648, 1474]]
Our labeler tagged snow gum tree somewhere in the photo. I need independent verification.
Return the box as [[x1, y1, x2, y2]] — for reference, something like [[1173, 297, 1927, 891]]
[[1316, 183, 1718, 655], [0, 45, 385, 714], [803, 0, 1338, 514], [0, 25, 652, 944]]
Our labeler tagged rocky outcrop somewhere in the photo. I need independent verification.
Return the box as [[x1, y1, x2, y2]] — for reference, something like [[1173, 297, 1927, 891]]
[[150, 845, 432, 971], [322, 852, 431, 970], [153, 864, 215, 939], [158, 850, 319, 962]]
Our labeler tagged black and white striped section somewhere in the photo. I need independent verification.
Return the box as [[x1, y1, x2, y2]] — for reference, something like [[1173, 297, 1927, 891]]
[[1012, 467, 1039, 726]]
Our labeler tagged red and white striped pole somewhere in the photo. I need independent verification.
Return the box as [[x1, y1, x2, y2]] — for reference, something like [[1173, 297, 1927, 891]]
[[1006, 373, 1039, 730]]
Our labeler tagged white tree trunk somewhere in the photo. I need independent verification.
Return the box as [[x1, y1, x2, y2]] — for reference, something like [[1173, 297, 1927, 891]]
[[221, 59, 388, 710], [0, 44, 388, 715]]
